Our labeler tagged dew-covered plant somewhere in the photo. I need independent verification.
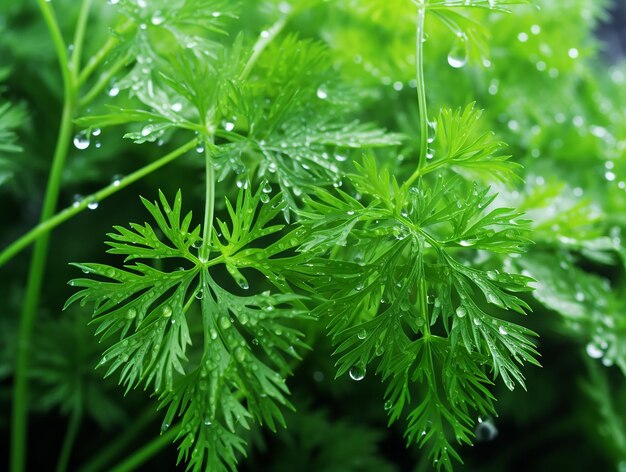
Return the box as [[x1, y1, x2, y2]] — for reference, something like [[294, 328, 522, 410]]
[[2, 0, 625, 471]]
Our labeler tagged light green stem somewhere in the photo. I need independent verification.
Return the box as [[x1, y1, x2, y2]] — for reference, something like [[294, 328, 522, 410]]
[[239, 16, 288, 81], [55, 403, 82, 472], [79, 52, 129, 108], [77, 408, 157, 472], [71, 0, 93, 78], [0, 139, 197, 269], [200, 145, 215, 262], [108, 425, 181, 472], [405, 2, 429, 189], [11, 1, 82, 469]]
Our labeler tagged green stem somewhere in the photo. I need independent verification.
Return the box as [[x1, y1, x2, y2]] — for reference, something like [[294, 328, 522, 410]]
[[11, 5, 78, 471], [0, 138, 198, 269], [77, 408, 157, 472], [77, 20, 134, 88], [200, 145, 215, 262], [71, 0, 93, 79], [56, 403, 82, 472], [108, 425, 181, 472], [405, 2, 429, 189], [79, 52, 129, 108], [239, 16, 288, 81]]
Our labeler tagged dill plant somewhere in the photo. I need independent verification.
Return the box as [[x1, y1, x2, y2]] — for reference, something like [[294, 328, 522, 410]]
[[0, 0, 625, 471]]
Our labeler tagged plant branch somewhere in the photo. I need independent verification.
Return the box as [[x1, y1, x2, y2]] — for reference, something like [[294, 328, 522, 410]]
[[70, 0, 93, 80], [200, 144, 215, 262], [79, 51, 129, 108], [108, 425, 181, 472], [78, 20, 134, 88], [77, 408, 157, 472], [239, 15, 289, 81], [55, 403, 82, 472], [0, 138, 198, 270], [11, 4, 78, 470]]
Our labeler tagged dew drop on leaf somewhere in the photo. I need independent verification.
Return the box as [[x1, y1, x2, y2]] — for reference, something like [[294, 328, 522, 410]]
[[162, 306, 173, 318], [73, 130, 90, 150], [316, 85, 328, 100], [475, 418, 498, 442], [220, 317, 232, 330], [357, 329, 367, 340], [498, 326, 508, 335], [456, 306, 467, 318], [586, 342, 603, 359], [127, 308, 137, 320], [161, 422, 170, 433], [447, 34, 468, 69], [349, 365, 366, 381], [87, 199, 99, 210]]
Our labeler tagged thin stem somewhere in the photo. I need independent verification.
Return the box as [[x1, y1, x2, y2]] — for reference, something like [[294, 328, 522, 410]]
[[403, 2, 429, 190], [36, 0, 73, 95], [108, 425, 181, 472], [78, 20, 134, 88], [415, 2, 429, 172], [71, 0, 93, 79], [200, 144, 215, 262], [79, 52, 129, 108], [0, 139, 198, 269], [55, 403, 82, 472], [77, 408, 157, 472], [239, 16, 288, 81], [12, 3, 80, 467]]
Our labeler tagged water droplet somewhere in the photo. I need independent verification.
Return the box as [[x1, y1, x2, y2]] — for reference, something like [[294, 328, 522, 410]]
[[210, 328, 218, 340], [195, 290, 204, 300], [224, 122, 235, 132], [475, 418, 498, 442], [127, 308, 137, 320], [162, 306, 172, 318], [316, 85, 328, 100], [456, 306, 467, 318], [73, 130, 90, 150], [498, 326, 508, 335], [110, 174, 123, 187], [161, 422, 170, 433], [384, 400, 393, 410], [349, 365, 366, 381], [568, 48, 579, 59], [260, 30, 270, 38], [220, 317, 232, 330], [448, 34, 468, 69], [459, 240, 475, 247], [151, 11, 165, 25], [518, 32, 529, 42], [260, 194, 270, 204], [171, 102, 183, 112], [204, 417, 212, 426], [575, 291, 585, 302], [87, 199, 99, 210], [586, 342, 603, 359], [357, 329, 367, 340]]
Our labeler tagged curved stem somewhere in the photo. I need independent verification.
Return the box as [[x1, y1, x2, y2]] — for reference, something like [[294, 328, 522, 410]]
[[71, 0, 93, 79], [56, 403, 82, 472], [239, 15, 288, 81], [79, 52, 129, 108], [108, 425, 181, 472], [13, 3, 92, 464], [0, 139, 198, 269], [77, 408, 157, 472], [36, 0, 73, 94], [200, 144, 215, 262], [78, 20, 134, 88], [412, 3, 429, 181]]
